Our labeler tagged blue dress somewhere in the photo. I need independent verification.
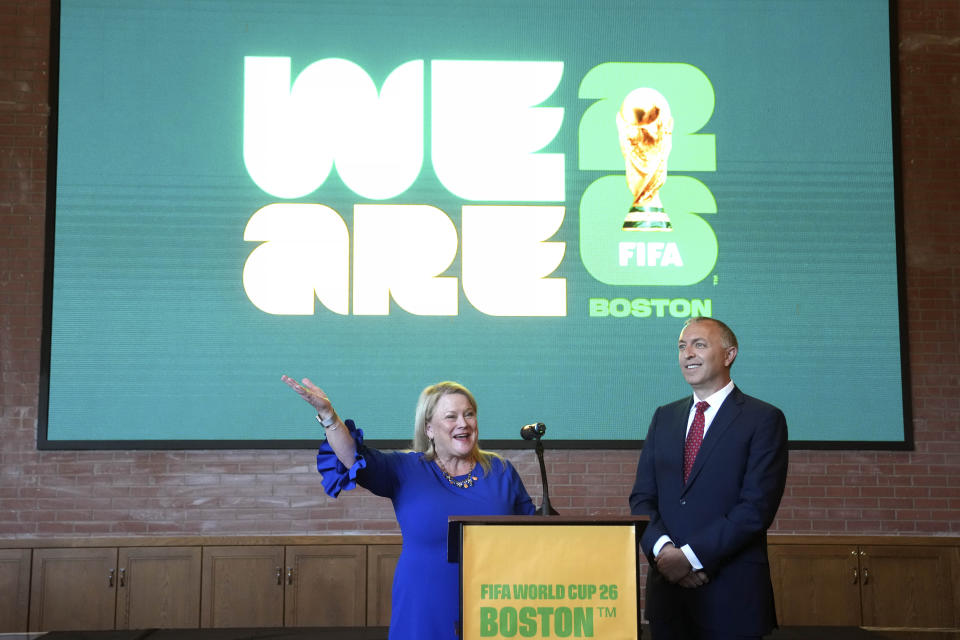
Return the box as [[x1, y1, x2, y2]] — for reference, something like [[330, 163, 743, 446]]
[[316, 420, 536, 639]]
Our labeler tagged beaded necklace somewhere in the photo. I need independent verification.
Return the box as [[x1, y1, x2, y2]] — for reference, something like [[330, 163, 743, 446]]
[[436, 459, 479, 489]]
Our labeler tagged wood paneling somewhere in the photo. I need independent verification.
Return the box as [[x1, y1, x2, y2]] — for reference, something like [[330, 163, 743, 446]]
[[285, 545, 366, 626], [201, 546, 285, 628], [117, 546, 202, 629], [859, 545, 958, 628], [0, 548, 31, 632], [366, 544, 401, 626], [5, 535, 958, 632], [769, 540, 960, 629], [29, 547, 117, 632], [769, 544, 861, 626]]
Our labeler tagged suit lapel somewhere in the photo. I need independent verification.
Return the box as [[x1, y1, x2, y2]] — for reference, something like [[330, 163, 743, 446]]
[[670, 398, 694, 485], [682, 387, 744, 492]]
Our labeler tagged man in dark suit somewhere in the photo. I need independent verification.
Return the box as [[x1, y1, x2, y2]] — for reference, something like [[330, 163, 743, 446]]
[[630, 317, 788, 640]]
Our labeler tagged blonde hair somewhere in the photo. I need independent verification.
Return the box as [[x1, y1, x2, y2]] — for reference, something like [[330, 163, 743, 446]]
[[411, 381, 499, 474]]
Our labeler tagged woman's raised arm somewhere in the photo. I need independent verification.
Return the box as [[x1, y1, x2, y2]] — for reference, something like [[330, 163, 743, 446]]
[[281, 375, 357, 468]]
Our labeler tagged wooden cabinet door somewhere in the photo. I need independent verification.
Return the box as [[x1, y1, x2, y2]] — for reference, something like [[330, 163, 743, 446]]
[[859, 545, 959, 628], [201, 546, 284, 628], [0, 549, 31, 632], [768, 544, 861, 626], [117, 546, 202, 629], [285, 545, 366, 626], [29, 547, 117, 632], [366, 544, 401, 626]]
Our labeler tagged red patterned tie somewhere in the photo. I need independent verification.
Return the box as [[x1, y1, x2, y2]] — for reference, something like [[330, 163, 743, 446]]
[[683, 401, 710, 483]]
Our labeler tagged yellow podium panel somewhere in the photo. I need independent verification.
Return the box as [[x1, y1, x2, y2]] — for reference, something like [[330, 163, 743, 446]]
[[460, 523, 639, 639]]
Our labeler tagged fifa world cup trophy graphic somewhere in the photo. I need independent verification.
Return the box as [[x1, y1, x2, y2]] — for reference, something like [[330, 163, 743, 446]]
[[616, 88, 674, 231]]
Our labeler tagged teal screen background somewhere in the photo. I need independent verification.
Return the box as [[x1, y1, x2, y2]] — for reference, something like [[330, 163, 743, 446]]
[[44, 0, 905, 447]]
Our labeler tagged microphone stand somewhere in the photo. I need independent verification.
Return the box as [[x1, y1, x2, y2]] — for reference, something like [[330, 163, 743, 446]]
[[522, 423, 558, 516], [533, 437, 556, 516]]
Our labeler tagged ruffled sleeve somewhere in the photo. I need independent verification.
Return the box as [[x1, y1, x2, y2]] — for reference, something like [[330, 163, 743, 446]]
[[316, 419, 368, 498]]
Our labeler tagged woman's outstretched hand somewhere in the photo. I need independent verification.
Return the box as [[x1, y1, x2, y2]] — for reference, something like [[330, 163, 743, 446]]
[[281, 375, 336, 422], [282, 375, 356, 468]]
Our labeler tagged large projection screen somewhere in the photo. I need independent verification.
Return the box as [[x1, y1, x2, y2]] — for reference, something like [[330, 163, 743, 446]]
[[41, 0, 908, 449]]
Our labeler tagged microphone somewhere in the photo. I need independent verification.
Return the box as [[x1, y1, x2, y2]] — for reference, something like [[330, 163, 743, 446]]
[[520, 422, 557, 516], [520, 422, 546, 441]]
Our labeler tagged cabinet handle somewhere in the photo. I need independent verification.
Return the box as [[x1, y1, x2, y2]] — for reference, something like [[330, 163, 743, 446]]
[[862, 567, 870, 584], [276, 566, 282, 585], [852, 567, 858, 584], [108, 568, 115, 587], [119, 568, 126, 587], [287, 568, 294, 585]]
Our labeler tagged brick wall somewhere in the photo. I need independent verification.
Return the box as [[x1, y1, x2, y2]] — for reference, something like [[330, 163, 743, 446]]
[[1, 0, 957, 538]]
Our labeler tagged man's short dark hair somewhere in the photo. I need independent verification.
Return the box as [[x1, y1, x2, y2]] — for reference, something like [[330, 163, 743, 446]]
[[683, 316, 739, 350]]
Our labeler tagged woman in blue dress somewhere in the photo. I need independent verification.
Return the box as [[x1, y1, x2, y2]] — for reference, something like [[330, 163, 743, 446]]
[[282, 376, 537, 639]]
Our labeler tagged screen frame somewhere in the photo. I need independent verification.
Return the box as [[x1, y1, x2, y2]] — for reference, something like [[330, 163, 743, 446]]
[[36, 0, 913, 452]]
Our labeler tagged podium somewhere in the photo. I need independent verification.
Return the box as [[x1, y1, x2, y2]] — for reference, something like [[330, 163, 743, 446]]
[[449, 515, 648, 640]]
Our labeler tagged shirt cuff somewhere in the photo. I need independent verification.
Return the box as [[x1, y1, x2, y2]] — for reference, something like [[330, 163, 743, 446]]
[[680, 544, 703, 571], [652, 535, 673, 557]]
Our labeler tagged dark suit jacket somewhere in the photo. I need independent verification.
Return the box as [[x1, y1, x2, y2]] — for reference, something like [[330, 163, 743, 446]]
[[629, 386, 789, 635]]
